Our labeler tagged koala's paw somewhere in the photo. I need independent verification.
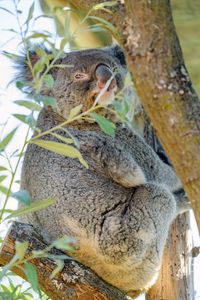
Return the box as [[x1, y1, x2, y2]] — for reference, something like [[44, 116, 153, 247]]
[[109, 163, 146, 188]]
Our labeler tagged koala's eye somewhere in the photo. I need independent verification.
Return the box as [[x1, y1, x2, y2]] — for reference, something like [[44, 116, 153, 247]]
[[74, 73, 89, 81]]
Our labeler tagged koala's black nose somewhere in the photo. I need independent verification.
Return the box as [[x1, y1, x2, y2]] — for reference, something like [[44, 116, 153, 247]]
[[95, 64, 117, 90]]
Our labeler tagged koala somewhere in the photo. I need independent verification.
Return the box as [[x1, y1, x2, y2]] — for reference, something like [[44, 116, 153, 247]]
[[18, 45, 188, 297]]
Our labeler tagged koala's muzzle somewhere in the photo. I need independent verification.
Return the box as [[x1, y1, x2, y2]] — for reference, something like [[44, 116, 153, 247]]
[[95, 64, 117, 91]]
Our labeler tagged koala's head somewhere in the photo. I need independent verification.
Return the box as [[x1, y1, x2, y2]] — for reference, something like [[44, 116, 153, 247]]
[[18, 45, 127, 118]]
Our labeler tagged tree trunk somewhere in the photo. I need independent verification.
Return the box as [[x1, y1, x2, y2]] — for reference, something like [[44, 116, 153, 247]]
[[0, 222, 128, 300], [122, 0, 200, 231]]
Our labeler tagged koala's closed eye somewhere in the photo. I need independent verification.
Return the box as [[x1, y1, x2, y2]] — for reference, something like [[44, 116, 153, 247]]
[[74, 73, 89, 81]]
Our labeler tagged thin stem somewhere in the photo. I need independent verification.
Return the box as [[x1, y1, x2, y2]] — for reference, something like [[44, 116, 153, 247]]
[[0, 127, 30, 222], [29, 104, 103, 143]]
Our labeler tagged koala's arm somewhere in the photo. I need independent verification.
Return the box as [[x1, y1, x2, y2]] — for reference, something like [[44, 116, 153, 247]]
[[79, 131, 146, 188], [118, 125, 181, 192]]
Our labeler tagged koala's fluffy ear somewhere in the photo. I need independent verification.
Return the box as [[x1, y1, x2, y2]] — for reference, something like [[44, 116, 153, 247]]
[[14, 45, 52, 88], [104, 44, 126, 68]]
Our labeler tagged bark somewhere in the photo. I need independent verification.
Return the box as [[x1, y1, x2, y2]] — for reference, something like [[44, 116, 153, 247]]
[[0, 222, 128, 300], [122, 0, 200, 232]]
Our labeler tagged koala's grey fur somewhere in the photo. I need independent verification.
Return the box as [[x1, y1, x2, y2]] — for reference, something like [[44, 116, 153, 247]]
[[19, 45, 188, 297]]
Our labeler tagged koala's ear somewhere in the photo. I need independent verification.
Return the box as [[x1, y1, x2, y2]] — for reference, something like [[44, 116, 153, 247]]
[[14, 45, 52, 86], [104, 44, 126, 67]]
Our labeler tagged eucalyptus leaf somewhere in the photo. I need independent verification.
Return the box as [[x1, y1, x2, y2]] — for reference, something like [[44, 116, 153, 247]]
[[33, 58, 45, 76], [30, 139, 89, 168], [24, 2, 34, 25], [13, 114, 36, 127], [16, 81, 26, 91], [27, 32, 50, 39], [36, 95, 56, 107], [50, 260, 65, 279], [5, 198, 56, 220], [0, 175, 6, 183], [43, 74, 54, 89], [24, 262, 39, 292], [89, 113, 115, 137], [68, 104, 83, 119], [52, 236, 77, 251], [92, 1, 117, 10], [60, 37, 68, 51], [50, 133, 73, 144], [12, 190, 31, 205], [15, 241, 29, 260], [88, 16, 118, 36], [0, 166, 8, 172], [14, 100, 41, 111], [34, 45, 47, 57], [0, 185, 9, 195], [0, 128, 17, 150]]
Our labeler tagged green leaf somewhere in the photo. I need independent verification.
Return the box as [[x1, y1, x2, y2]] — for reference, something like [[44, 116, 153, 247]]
[[88, 16, 118, 36], [33, 58, 45, 76], [113, 100, 123, 113], [15, 241, 29, 260], [36, 95, 56, 107], [12, 190, 31, 205], [24, 262, 39, 292], [28, 32, 50, 39], [13, 114, 36, 127], [52, 236, 77, 251], [0, 185, 9, 195], [43, 74, 54, 89], [92, 1, 117, 10], [34, 45, 47, 57], [14, 100, 41, 111], [68, 104, 83, 119], [25, 2, 35, 25], [50, 260, 65, 279], [0, 128, 17, 150], [0, 166, 8, 172], [60, 37, 68, 51], [5, 198, 56, 220], [89, 113, 115, 137], [16, 81, 26, 91], [50, 133, 73, 144], [30, 139, 89, 168], [82, 25, 106, 33], [0, 175, 6, 183]]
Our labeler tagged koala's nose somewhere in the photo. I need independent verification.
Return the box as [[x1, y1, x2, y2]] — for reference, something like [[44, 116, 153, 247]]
[[95, 64, 117, 91]]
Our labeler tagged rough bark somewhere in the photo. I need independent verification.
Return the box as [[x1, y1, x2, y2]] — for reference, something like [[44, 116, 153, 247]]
[[0, 222, 128, 300], [122, 0, 200, 232]]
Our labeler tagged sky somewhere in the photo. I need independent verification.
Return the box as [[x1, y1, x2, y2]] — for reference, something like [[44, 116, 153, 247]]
[[0, 1, 199, 299]]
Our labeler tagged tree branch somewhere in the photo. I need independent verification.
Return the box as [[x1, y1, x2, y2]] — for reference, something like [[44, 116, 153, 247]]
[[0, 222, 128, 300]]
